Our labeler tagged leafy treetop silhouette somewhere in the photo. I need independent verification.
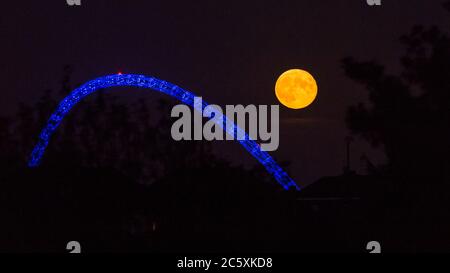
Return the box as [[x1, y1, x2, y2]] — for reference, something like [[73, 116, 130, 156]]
[[342, 2, 450, 183]]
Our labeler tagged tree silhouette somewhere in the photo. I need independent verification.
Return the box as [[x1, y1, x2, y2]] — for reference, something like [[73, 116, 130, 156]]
[[340, 3, 450, 251], [342, 4, 450, 186]]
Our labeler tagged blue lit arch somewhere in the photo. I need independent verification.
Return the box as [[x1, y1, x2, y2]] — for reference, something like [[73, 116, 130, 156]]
[[28, 74, 300, 190]]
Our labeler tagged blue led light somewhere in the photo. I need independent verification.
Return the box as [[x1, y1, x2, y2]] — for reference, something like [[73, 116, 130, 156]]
[[28, 74, 301, 191]]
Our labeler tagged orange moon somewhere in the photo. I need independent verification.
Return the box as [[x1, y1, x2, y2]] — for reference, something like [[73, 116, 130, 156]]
[[275, 69, 318, 109]]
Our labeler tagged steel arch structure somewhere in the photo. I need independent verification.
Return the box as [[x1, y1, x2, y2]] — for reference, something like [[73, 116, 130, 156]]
[[28, 74, 300, 190]]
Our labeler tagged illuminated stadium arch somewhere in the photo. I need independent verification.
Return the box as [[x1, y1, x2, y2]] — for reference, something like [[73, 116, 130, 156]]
[[28, 74, 300, 190]]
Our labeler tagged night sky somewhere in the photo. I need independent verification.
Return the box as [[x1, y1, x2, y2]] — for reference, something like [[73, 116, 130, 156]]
[[1, 0, 448, 185]]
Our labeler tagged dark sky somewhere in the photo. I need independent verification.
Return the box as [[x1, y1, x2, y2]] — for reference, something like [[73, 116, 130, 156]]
[[1, 0, 448, 185]]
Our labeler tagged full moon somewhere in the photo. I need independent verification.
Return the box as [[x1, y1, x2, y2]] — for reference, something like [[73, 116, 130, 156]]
[[275, 69, 318, 109]]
